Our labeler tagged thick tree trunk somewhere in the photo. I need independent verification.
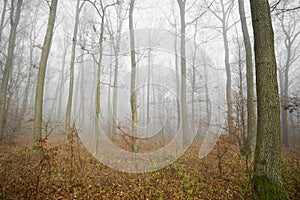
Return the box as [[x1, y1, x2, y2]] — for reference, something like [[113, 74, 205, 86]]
[[0, 0, 22, 142], [250, 0, 288, 199], [238, 0, 256, 158], [33, 0, 58, 150]]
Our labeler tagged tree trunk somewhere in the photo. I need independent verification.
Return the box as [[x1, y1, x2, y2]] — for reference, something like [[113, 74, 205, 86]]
[[79, 48, 85, 126], [66, 0, 83, 130], [0, 0, 22, 142], [33, 0, 58, 150], [177, 0, 189, 148], [21, 24, 35, 121], [238, 0, 256, 158], [222, 25, 233, 135], [56, 44, 68, 122], [112, 42, 119, 140], [147, 48, 151, 136], [107, 47, 113, 138], [250, 0, 288, 199], [94, 8, 105, 156], [129, 0, 138, 152], [0, 0, 7, 45]]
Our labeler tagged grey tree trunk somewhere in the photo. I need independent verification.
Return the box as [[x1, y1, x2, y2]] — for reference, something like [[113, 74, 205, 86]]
[[94, 5, 106, 156], [250, 0, 288, 198], [238, 0, 256, 158], [129, 0, 138, 152], [111, 6, 123, 140], [278, 10, 300, 146], [208, 0, 234, 134], [0, 0, 7, 45], [0, 0, 22, 142], [20, 22, 36, 121], [56, 43, 68, 122], [33, 0, 58, 150], [222, 20, 233, 135], [66, 0, 84, 130], [147, 48, 151, 136], [107, 47, 113, 138], [79, 47, 85, 126], [177, 0, 190, 148]]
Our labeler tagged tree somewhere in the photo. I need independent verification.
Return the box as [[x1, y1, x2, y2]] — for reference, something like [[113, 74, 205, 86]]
[[237, 0, 256, 157], [129, 0, 138, 152], [250, 0, 289, 198], [0, 0, 23, 142], [86, 0, 119, 155], [276, 1, 300, 146], [65, 0, 85, 130], [106, 2, 127, 140], [0, 0, 8, 45], [177, 0, 190, 147], [206, 0, 235, 134], [33, 0, 58, 150]]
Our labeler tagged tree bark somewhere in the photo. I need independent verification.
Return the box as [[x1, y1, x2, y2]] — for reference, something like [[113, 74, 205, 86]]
[[94, 5, 106, 156], [238, 0, 256, 158], [250, 0, 288, 198], [66, 0, 83, 130], [33, 0, 58, 150], [129, 0, 138, 152], [177, 0, 190, 147]]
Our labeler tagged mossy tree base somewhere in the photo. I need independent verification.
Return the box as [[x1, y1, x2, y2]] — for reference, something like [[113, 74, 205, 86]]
[[252, 176, 289, 200]]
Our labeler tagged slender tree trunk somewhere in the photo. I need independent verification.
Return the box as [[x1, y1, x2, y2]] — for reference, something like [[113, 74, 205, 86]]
[[0, 0, 22, 142], [238, 48, 246, 149], [250, 0, 288, 198], [110, 4, 124, 140], [238, 0, 256, 157], [66, 0, 83, 130], [191, 22, 199, 134], [57, 44, 68, 122], [79, 48, 85, 126], [129, 0, 138, 152], [112, 44, 119, 140], [281, 44, 292, 147], [281, 68, 289, 146], [94, 9, 105, 156], [0, 0, 7, 45], [174, 27, 181, 131], [146, 48, 151, 136], [21, 36, 34, 121], [222, 27, 233, 134], [107, 47, 113, 138], [177, 0, 189, 147], [33, 0, 58, 150]]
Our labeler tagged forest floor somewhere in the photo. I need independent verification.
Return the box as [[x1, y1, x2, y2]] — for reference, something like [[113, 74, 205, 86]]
[[0, 131, 299, 200]]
